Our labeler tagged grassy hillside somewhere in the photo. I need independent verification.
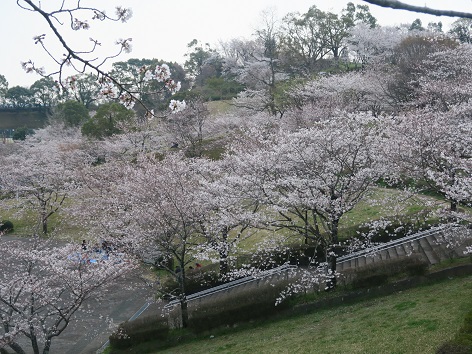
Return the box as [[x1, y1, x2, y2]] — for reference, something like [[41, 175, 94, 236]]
[[114, 274, 472, 354], [205, 100, 235, 116]]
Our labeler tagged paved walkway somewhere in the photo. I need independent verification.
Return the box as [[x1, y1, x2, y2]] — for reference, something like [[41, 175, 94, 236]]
[[0, 235, 158, 354]]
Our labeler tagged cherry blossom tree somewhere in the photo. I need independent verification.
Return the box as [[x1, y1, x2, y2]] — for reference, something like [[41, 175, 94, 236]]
[[0, 238, 135, 354], [222, 10, 288, 117], [70, 153, 213, 328], [384, 107, 472, 214], [193, 158, 261, 276], [162, 96, 210, 157], [227, 112, 386, 286], [288, 70, 395, 117], [381, 43, 472, 216], [347, 23, 406, 67], [0, 126, 88, 235], [415, 43, 472, 110], [18, 1, 132, 94]]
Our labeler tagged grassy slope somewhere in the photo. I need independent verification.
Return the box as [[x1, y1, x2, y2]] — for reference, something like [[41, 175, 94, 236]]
[[148, 275, 472, 354], [205, 100, 235, 116]]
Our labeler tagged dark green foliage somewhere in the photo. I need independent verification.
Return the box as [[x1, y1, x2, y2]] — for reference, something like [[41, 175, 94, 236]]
[[109, 316, 169, 349], [12, 126, 34, 140], [350, 256, 429, 289], [56, 100, 89, 127], [5, 86, 33, 108], [0, 220, 13, 233], [195, 77, 244, 101], [110, 58, 190, 113], [449, 18, 472, 44], [81, 102, 134, 139]]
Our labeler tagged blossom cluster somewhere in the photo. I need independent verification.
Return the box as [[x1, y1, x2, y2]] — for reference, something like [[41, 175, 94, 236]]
[[169, 99, 186, 113], [142, 63, 182, 94], [95, 63, 185, 112], [96, 77, 138, 109]]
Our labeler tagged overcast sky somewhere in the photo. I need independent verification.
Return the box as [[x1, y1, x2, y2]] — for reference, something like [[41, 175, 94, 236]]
[[1, 0, 471, 87]]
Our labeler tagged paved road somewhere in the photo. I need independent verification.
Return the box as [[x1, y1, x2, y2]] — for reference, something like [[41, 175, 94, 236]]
[[0, 235, 158, 354]]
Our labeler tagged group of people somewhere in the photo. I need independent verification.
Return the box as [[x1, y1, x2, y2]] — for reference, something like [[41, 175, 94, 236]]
[[175, 262, 202, 273], [75, 239, 117, 264]]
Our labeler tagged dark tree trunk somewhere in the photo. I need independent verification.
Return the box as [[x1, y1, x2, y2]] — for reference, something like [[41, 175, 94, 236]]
[[219, 257, 229, 276], [30, 332, 40, 354], [219, 227, 230, 275], [326, 218, 340, 290], [177, 265, 189, 328], [180, 297, 189, 329], [42, 216, 48, 234], [327, 252, 337, 290], [450, 200, 457, 212], [331, 218, 339, 244], [7, 342, 27, 354], [42, 338, 52, 354]]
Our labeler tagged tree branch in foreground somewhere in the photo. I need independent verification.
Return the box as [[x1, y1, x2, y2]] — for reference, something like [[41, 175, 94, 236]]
[[362, 0, 472, 19]]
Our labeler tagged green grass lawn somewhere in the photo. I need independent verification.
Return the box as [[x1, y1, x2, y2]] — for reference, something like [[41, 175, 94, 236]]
[[120, 275, 472, 354], [206, 100, 235, 116], [0, 197, 85, 239], [235, 186, 449, 252]]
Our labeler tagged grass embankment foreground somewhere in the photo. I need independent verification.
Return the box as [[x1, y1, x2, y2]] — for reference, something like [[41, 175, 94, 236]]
[[110, 274, 472, 354]]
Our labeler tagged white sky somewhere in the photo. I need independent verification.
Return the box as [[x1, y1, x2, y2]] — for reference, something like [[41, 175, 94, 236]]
[[1, 0, 472, 87]]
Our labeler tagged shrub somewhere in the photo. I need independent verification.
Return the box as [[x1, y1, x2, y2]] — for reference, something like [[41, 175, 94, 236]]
[[350, 255, 429, 289], [404, 256, 429, 276], [436, 342, 472, 354], [187, 280, 291, 333], [351, 273, 388, 289], [0, 220, 13, 233], [109, 316, 169, 349], [12, 126, 34, 140]]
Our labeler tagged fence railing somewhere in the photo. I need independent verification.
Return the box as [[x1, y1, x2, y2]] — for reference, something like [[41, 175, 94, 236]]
[[164, 264, 298, 309], [164, 224, 459, 308], [337, 225, 448, 263]]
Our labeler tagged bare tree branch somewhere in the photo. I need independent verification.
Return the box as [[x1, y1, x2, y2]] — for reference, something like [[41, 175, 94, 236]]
[[16, 1, 180, 114], [362, 0, 472, 19]]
